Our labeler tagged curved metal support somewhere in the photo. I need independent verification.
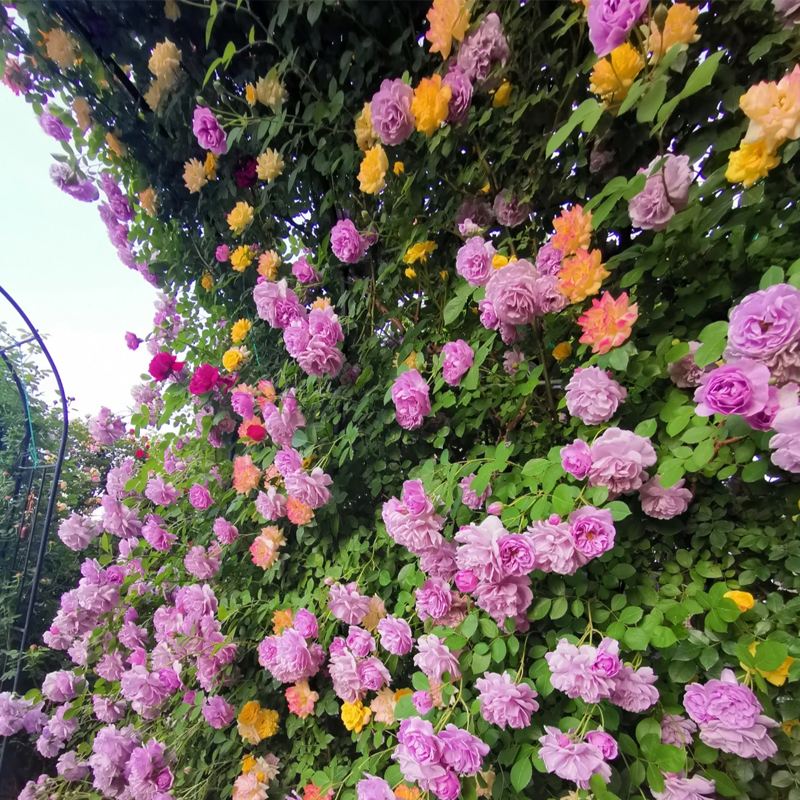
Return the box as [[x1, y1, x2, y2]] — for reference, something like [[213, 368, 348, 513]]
[[0, 285, 69, 688]]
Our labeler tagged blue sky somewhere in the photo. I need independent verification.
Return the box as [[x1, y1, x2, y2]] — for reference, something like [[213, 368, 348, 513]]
[[0, 88, 156, 418]]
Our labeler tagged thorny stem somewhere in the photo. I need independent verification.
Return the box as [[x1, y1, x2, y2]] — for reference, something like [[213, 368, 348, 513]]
[[533, 320, 557, 418]]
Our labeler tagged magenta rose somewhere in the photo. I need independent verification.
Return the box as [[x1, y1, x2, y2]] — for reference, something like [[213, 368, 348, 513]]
[[441, 340, 474, 386], [331, 219, 368, 263], [189, 364, 220, 395], [391, 369, 431, 429], [188, 484, 214, 510], [456, 236, 495, 286], [568, 506, 615, 560], [561, 439, 592, 480], [192, 106, 227, 154], [497, 534, 537, 575]]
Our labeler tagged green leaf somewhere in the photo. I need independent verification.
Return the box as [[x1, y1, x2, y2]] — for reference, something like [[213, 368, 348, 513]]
[[634, 419, 657, 438], [647, 763, 665, 794], [551, 483, 575, 516], [741, 458, 769, 482], [694, 743, 718, 764], [754, 641, 789, 672], [394, 694, 416, 720], [546, 99, 601, 156], [695, 320, 728, 368], [760, 266, 785, 289], [623, 628, 650, 650], [491, 638, 507, 663], [550, 596, 568, 620], [655, 744, 686, 773], [636, 77, 668, 123], [510, 756, 532, 792], [704, 770, 738, 797], [460, 614, 478, 639], [531, 598, 551, 620], [619, 607, 643, 625], [606, 501, 631, 521]]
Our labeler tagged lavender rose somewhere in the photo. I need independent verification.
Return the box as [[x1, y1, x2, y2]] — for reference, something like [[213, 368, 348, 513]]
[[192, 106, 227, 154], [371, 78, 415, 145], [455, 198, 494, 230], [694, 359, 771, 417], [565, 367, 627, 425], [588, 428, 657, 494], [561, 439, 592, 480], [485, 260, 540, 325], [587, 0, 649, 58], [443, 66, 473, 125], [456, 236, 495, 286], [628, 154, 692, 231], [638, 475, 692, 519], [568, 506, 616, 560], [457, 12, 510, 82], [536, 242, 563, 276], [391, 369, 431, 430]]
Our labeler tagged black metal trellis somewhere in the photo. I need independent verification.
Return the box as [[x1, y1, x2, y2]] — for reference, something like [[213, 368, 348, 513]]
[[0, 285, 69, 784]]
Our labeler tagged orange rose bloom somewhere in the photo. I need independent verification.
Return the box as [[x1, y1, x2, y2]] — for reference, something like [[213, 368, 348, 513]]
[[557, 249, 609, 303], [552, 204, 593, 255], [578, 291, 638, 355]]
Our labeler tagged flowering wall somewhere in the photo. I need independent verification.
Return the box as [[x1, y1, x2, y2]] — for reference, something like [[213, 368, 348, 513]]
[[2, 2, 800, 800]]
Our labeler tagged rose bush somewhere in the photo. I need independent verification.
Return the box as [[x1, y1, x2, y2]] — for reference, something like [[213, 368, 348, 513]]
[[2, 3, 800, 800]]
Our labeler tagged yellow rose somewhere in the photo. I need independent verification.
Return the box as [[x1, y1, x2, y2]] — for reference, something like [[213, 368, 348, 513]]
[[404, 267, 417, 279], [783, 719, 800, 736], [740, 66, 800, 152], [241, 754, 257, 773], [148, 39, 182, 88], [411, 74, 452, 137], [256, 73, 287, 108], [106, 131, 128, 158], [257, 149, 285, 182], [341, 700, 371, 733], [310, 297, 332, 310], [139, 187, 158, 216], [223, 348, 244, 372], [590, 43, 644, 107], [228, 201, 255, 233], [255, 708, 279, 739], [204, 152, 217, 180], [201, 272, 214, 291], [649, 3, 701, 64], [72, 97, 92, 131], [724, 590, 754, 612], [394, 688, 413, 703], [557, 248, 610, 304], [144, 79, 166, 112], [425, 0, 471, 60], [492, 254, 509, 269], [231, 245, 254, 272], [183, 159, 207, 194], [440, 270, 448, 281], [258, 250, 281, 280], [553, 342, 573, 362], [238, 701, 260, 727], [394, 161, 405, 176], [741, 642, 796, 687], [492, 81, 512, 108], [231, 318, 252, 343], [479, 182, 491, 194], [246, 83, 257, 106], [726, 140, 780, 187], [358, 144, 389, 195], [404, 241, 437, 264], [355, 102, 377, 151]]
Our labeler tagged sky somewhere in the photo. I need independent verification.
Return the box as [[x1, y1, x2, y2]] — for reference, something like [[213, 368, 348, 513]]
[[0, 88, 157, 419]]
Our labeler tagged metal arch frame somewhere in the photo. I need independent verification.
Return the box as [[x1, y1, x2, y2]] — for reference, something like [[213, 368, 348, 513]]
[[0, 285, 69, 782]]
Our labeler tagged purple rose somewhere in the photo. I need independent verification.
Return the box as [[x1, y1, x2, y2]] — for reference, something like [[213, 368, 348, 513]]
[[493, 190, 531, 228], [356, 657, 391, 691], [457, 12, 510, 82], [254, 279, 306, 329], [694, 359, 771, 417], [442, 340, 474, 386], [565, 366, 627, 425], [371, 78, 415, 145], [639, 475, 692, 519], [40, 109, 71, 141], [192, 106, 227, 154], [416, 578, 453, 621], [459, 474, 490, 510], [357, 776, 395, 800], [628, 154, 693, 231], [397, 718, 441, 764], [727, 283, 800, 380], [475, 671, 539, 729], [771, 405, 800, 472], [587, 0, 649, 58], [536, 242, 563, 276], [588, 427, 657, 494], [438, 724, 490, 775], [346, 626, 376, 658], [125, 332, 141, 351], [568, 506, 616, 560], [443, 66, 473, 125], [413, 690, 433, 714], [561, 439, 592, 480], [215, 244, 230, 262], [391, 369, 431, 429], [486, 260, 540, 325], [331, 219, 368, 263], [49, 163, 99, 202], [585, 731, 618, 760]]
